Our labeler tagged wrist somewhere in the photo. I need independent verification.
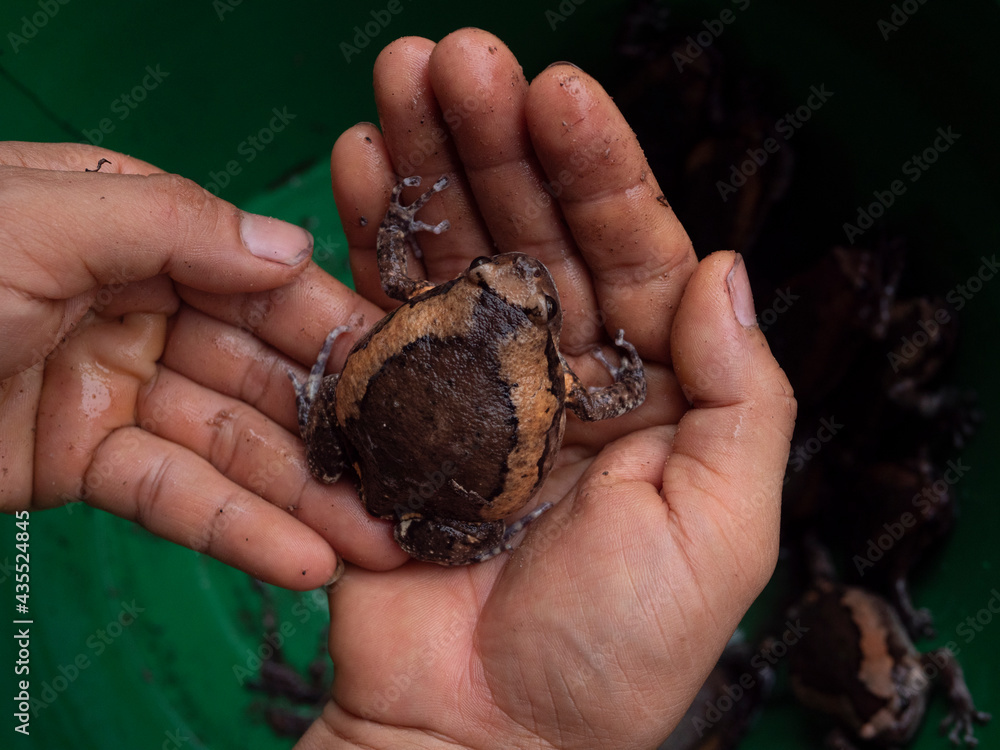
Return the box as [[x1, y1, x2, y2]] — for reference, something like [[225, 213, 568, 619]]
[[295, 701, 468, 750], [294, 700, 554, 750]]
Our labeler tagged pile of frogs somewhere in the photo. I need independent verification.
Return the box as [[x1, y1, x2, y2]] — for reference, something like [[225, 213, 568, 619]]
[[612, 3, 990, 748]]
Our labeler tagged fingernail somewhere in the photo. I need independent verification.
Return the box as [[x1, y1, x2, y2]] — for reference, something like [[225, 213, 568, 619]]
[[726, 253, 757, 328], [323, 557, 346, 591], [544, 60, 581, 71], [240, 212, 313, 265]]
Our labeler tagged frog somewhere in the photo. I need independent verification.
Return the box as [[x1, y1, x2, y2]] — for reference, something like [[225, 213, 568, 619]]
[[841, 455, 956, 640], [291, 175, 647, 566], [788, 539, 990, 749]]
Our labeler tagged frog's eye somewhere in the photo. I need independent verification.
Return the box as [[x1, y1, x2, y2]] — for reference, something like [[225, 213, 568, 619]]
[[525, 294, 557, 325], [469, 256, 492, 269]]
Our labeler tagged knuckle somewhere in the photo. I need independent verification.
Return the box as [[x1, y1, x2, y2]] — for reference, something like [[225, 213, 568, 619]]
[[144, 172, 228, 248], [197, 491, 240, 555], [133, 448, 174, 532], [204, 406, 246, 476]]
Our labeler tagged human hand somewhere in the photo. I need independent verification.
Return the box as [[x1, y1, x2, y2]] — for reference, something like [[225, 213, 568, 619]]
[[295, 29, 796, 749], [0, 142, 407, 588]]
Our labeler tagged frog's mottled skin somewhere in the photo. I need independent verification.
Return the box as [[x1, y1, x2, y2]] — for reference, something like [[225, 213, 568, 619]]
[[788, 542, 990, 748], [291, 176, 646, 565]]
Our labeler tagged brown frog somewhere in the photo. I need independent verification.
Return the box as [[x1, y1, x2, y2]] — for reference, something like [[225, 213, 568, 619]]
[[292, 176, 647, 565], [788, 541, 990, 749], [843, 455, 956, 640]]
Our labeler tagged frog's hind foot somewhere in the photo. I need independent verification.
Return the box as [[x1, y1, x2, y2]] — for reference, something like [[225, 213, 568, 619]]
[[469, 502, 554, 564], [289, 325, 350, 437], [566, 330, 647, 422]]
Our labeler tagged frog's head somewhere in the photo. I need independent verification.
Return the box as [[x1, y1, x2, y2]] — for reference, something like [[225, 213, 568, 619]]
[[465, 252, 561, 331]]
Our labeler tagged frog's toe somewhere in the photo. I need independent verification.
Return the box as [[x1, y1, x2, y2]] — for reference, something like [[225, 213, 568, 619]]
[[941, 706, 991, 746], [395, 515, 504, 566], [408, 218, 450, 236]]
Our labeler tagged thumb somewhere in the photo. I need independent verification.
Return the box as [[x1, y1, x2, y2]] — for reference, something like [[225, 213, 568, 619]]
[[0, 160, 313, 298], [668, 251, 796, 612]]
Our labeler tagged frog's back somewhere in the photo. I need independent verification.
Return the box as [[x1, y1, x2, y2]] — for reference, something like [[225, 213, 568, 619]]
[[337, 284, 566, 523]]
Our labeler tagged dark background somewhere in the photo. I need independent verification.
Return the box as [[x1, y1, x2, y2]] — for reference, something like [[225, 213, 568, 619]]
[[1, 0, 998, 747]]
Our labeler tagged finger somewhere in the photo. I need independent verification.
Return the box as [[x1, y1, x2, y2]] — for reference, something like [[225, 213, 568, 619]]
[[34, 312, 168, 504], [331, 123, 411, 308], [372, 36, 494, 281], [137, 366, 406, 570], [0, 368, 41, 511], [525, 64, 699, 363], [83, 426, 339, 589], [162, 306, 301, 433], [0, 141, 163, 174], [0, 164, 314, 301], [426, 29, 602, 354], [86, 275, 179, 321], [668, 251, 796, 604], [177, 263, 382, 372]]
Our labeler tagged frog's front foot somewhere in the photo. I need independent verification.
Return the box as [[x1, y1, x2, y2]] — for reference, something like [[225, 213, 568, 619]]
[[928, 648, 992, 747], [941, 705, 992, 747], [378, 175, 452, 301], [393, 175, 451, 239], [890, 577, 937, 640]]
